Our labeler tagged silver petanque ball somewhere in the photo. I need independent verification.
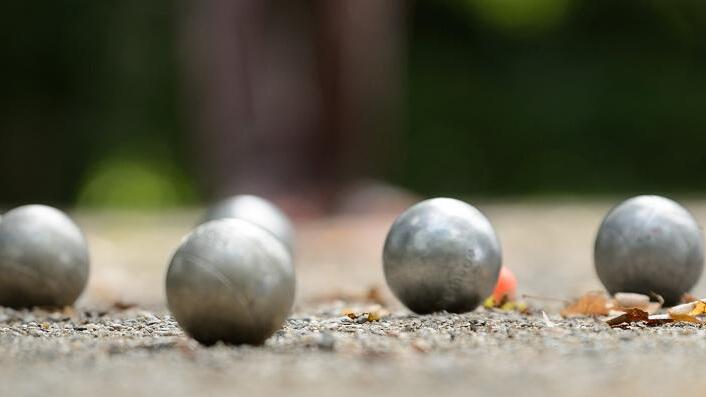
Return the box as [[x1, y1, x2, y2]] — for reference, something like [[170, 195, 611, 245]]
[[202, 195, 294, 252], [383, 198, 502, 314], [595, 195, 704, 304], [0, 205, 89, 308], [166, 218, 295, 345]]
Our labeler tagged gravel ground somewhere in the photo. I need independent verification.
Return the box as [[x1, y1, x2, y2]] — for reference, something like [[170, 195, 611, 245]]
[[3, 305, 706, 397], [3, 200, 706, 396]]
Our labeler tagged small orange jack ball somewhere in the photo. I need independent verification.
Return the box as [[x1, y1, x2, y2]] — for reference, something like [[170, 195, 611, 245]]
[[492, 266, 517, 302]]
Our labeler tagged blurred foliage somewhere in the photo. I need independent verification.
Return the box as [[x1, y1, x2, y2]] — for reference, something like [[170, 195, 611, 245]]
[[0, 0, 193, 207], [399, 0, 706, 196], [77, 155, 194, 209], [466, 0, 573, 35], [1, 0, 706, 206]]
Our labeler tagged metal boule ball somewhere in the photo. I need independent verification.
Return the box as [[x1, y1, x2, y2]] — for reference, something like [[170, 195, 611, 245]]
[[202, 195, 294, 252], [0, 205, 90, 308], [166, 218, 296, 345], [595, 195, 704, 304], [383, 198, 502, 314]]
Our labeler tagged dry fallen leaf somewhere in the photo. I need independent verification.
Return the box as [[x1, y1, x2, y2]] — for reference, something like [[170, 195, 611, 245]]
[[606, 308, 648, 327], [668, 298, 706, 323], [644, 318, 676, 327], [563, 291, 663, 317], [606, 308, 673, 329], [561, 292, 610, 317], [341, 305, 389, 323]]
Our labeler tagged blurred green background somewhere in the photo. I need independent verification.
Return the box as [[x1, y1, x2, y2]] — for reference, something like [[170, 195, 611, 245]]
[[2, 0, 706, 208]]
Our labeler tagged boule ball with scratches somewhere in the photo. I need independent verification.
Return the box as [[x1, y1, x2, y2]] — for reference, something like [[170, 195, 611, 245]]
[[0, 205, 89, 308], [383, 197, 502, 314], [166, 218, 295, 345], [202, 195, 294, 252], [595, 195, 704, 304]]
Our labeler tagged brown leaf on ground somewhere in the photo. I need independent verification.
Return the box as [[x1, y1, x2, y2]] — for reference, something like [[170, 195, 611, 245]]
[[606, 308, 673, 329], [643, 319, 675, 327], [606, 309, 674, 329], [561, 292, 609, 317], [606, 308, 648, 327], [341, 305, 389, 322]]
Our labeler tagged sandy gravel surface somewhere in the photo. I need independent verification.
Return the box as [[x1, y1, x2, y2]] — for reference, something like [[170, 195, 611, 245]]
[[3, 305, 706, 397], [3, 199, 706, 396]]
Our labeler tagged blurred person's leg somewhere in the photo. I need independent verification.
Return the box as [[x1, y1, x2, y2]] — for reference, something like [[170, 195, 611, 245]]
[[315, 0, 409, 214], [315, 0, 405, 185], [182, 0, 405, 216], [182, 0, 324, 214]]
